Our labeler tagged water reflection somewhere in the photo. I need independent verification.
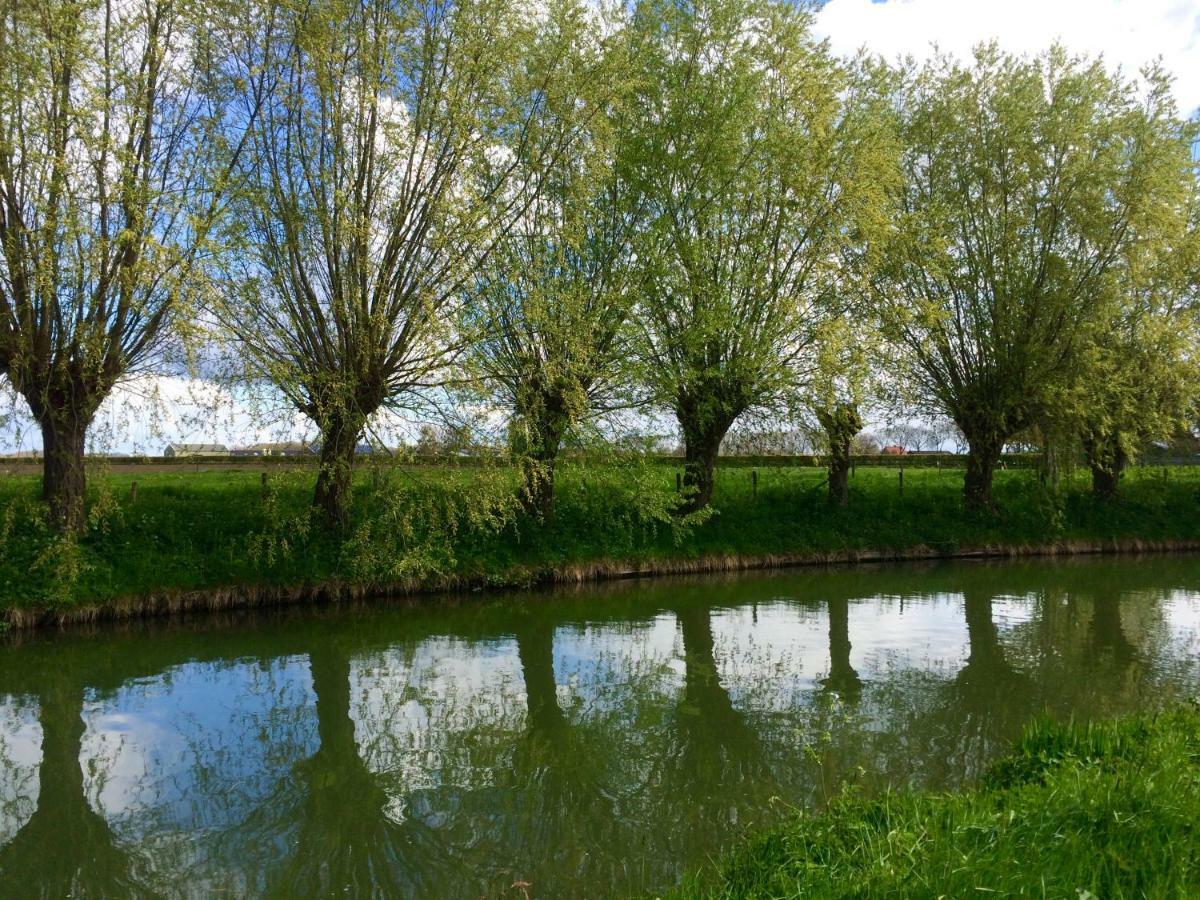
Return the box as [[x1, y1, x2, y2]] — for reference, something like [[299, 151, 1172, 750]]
[[2, 556, 1200, 898], [820, 596, 862, 701], [0, 666, 139, 896]]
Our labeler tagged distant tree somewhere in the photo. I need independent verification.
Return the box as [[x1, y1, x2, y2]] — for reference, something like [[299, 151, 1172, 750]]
[[413, 423, 473, 457], [462, 1, 636, 521], [0, 0, 253, 529], [878, 423, 942, 453], [851, 432, 881, 455], [810, 319, 873, 505], [721, 428, 812, 456], [871, 47, 1198, 508], [623, 0, 891, 512], [221, 0, 585, 527]]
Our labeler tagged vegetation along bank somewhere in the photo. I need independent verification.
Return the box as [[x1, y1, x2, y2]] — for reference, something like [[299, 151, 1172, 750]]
[[3, 460, 1199, 627], [675, 706, 1200, 898]]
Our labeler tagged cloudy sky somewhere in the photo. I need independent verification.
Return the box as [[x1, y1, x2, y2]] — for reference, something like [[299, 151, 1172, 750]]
[[3, 0, 1198, 454], [815, 0, 1200, 116]]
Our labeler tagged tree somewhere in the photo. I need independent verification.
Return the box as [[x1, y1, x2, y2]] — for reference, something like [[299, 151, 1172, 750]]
[[872, 47, 1198, 508], [810, 319, 870, 506], [0, 0, 249, 529], [222, 0, 584, 527], [623, 0, 889, 513], [462, 1, 635, 521], [1078, 178, 1200, 498]]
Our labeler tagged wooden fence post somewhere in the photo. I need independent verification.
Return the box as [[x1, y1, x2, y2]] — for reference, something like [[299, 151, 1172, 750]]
[[130, 481, 138, 504], [752, 468, 758, 498]]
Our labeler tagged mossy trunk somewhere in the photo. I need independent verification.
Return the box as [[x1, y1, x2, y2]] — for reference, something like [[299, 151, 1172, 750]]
[[1084, 431, 1127, 500], [817, 404, 862, 507], [314, 412, 364, 528], [680, 430, 721, 513], [39, 410, 92, 534], [678, 411, 735, 515], [963, 432, 1003, 510], [514, 403, 569, 522]]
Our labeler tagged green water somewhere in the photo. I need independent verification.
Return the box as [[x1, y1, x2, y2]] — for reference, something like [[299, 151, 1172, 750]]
[[2, 556, 1200, 898]]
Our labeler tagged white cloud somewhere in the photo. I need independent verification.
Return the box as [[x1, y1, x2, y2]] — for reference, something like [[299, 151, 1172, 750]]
[[0, 375, 316, 455], [815, 0, 1200, 116]]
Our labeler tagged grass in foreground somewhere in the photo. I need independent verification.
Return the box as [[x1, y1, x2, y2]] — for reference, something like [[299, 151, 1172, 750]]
[[680, 706, 1200, 898], [1, 461, 1199, 610]]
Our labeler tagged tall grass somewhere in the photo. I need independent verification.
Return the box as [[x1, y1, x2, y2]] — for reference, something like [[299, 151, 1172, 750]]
[[682, 706, 1200, 898], [1, 461, 1198, 610]]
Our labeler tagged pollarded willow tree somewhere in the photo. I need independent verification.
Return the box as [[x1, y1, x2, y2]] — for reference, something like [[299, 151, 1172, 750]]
[[623, 0, 891, 513], [1077, 174, 1200, 498], [809, 319, 872, 507], [222, 0, 595, 527], [0, 0, 251, 530], [462, 4, 637, 521], [871, 46, 1199, 509]]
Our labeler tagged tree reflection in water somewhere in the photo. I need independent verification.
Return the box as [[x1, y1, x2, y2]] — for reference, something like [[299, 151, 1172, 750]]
[[271, 637, 413, 897], [819, 596, 863, 702], [0, 669, 138, 897]]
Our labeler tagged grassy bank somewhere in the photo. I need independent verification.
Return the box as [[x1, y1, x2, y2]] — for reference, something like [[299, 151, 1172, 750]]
[[2, 461, 1199, 618], [680, 706, 1200, 898]]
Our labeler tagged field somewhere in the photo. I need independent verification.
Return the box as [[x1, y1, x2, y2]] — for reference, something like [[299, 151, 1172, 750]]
[[2, 460, 1199, 613]]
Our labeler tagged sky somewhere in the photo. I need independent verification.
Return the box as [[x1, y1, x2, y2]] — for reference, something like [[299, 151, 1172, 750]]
[[2, 0, 1199, 454], [814, 0, 1200, 117]]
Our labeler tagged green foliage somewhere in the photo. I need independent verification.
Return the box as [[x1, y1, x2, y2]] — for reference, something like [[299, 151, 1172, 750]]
[[459, 0, 640, 513], [622, 0, 894, 506], [871, 45, 1199, 504], [2, 462, 1199, 612], [339, 464, 522, 582], [683, 706, 1200, 898]]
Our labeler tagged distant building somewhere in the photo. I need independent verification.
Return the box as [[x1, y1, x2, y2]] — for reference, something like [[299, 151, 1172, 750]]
[[163, 443, 228, 458], [881, 445, 908, 456], [233, 442, 315, 457]]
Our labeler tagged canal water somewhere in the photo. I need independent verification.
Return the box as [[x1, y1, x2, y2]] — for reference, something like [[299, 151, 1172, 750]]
[[2, 555, 1200, 897]]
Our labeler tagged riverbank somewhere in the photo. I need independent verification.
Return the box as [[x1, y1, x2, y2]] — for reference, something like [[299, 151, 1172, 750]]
[[678, 706, 1200, 898], [3, 463, 1199, 628]]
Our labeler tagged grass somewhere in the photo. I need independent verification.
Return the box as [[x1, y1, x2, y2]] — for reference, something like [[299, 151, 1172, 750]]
[[1, 460, 1199, 613], [678, 705, 1200, 898]]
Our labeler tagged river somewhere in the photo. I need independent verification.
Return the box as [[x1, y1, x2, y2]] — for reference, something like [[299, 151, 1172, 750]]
[[2, 555, 1200, 897]]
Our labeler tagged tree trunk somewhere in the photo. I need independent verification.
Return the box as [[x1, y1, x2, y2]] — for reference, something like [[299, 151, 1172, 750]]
[[817, 404, 861, 507], [520, 448, 559, 521], [313, 413, 364, 528], [1085, 431, 1126, 499], [963, 432, 1002, 509], [515, 405, 568, 522], [40, 412, 91, 533], [680, 425, 725, 514]]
